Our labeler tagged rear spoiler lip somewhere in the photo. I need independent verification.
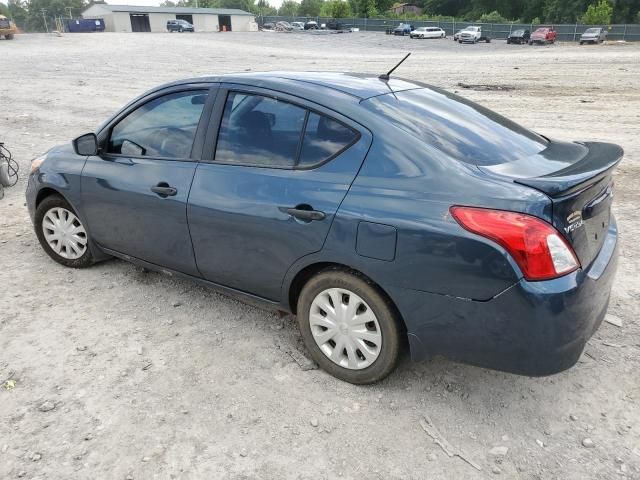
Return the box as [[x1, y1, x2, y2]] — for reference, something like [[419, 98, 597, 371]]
[[513, 142, 623, 198]]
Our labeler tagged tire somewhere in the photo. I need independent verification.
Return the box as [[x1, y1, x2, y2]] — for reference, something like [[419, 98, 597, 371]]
[[34, 194, 94, 268], [486, 38, 491, 43], [296, 270, 402, 384], [179, 27, 183, 32], [528, 41, 533, 45], [6, 34, 14, 40], [580, 41, 584, 45]]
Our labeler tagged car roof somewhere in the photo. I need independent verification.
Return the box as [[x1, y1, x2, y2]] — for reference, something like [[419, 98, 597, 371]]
[[165, 72, 423, 100]]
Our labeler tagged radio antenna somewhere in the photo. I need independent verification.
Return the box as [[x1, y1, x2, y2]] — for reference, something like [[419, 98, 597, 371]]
[[379, 53, 411, 81]]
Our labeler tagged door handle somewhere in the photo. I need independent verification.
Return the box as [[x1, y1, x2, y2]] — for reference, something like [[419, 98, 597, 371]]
[[280, 205, 326, 222], [151, 183, 177, 198]]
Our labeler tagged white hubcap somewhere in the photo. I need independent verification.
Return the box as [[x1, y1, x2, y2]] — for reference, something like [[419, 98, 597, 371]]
[[309, 288, 382, 370], [42, 207, 87, 260]]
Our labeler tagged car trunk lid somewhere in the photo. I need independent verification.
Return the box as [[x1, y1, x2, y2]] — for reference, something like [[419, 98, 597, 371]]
[[480, 141, 623, 268]]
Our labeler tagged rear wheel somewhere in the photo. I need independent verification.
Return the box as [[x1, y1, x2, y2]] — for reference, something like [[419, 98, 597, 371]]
[[296, 270, 402, 384], [35, 195, 94, 268], [6, 34, 14, 39]]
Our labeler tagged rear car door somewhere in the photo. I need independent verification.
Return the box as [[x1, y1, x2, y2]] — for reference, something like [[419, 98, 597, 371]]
[[81, 85, 216, 276], [188, 85, 372, 300]]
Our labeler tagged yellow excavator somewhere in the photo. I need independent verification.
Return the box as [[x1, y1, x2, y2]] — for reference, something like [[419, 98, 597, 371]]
[[0, 14, 18, 40]]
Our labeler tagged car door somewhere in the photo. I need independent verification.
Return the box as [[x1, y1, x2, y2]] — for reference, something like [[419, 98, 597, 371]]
[[81, 85, 216, 276], [187, 86, 372, 300]]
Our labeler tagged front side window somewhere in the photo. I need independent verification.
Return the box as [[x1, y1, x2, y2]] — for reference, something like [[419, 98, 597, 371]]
[[108, 90, 207, 159]]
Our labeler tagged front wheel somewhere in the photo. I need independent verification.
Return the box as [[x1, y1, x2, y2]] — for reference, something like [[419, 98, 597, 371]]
[[35, 195, 94, 268], [297, 270, 402, 384]]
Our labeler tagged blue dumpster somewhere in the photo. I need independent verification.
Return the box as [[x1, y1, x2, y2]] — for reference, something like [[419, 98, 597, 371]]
[[67, 18, 105, 32]]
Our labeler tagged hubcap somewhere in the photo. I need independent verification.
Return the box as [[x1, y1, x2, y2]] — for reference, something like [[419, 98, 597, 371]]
[[42, 207, 87, 260], [309, 288, 382, 370]]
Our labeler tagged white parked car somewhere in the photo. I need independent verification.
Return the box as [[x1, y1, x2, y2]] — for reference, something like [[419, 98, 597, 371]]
[[410, 27, 446, 39], [291, 21, 305, 31]]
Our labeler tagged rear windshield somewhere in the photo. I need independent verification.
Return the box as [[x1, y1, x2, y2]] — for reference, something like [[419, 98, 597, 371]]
[[363, 88, 548, 166]]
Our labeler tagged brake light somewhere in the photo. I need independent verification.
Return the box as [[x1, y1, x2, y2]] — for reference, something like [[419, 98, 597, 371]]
[[450, 206, 580, 281]]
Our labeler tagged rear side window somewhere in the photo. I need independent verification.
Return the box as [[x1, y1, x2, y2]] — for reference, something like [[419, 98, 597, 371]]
[[215, 92, 306, 168], [298, 112, 358, 168], [215, 92, 358, 169], [108, 90, 207, 159]]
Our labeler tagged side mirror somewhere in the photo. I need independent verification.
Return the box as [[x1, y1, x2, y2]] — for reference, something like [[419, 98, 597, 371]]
[[73, 133, 98, 156]]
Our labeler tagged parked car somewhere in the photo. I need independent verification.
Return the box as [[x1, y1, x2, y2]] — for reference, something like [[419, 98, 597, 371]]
[[410, 27, 446, 39], [291, 21, 305, 31], [304, 21, 319, 30], [529, 27, 556, 45], [458, 26, 491, 43], [275, 21, 292, 31], [166, 19, 194, 32], [507, 29, 530, 44], [326, 20, 345, 31], [27, 72, 622, 384], [580, 27, 607, 44], [261, 22, 275, 31], [393, 23, 413, 36]]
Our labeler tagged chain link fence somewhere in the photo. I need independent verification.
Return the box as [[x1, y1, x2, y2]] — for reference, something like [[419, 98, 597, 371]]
[[259, 16, 640, 42]]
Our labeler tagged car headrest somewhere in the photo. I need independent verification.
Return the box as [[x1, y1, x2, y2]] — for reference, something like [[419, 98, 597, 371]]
[[238, 111, 272, 134]]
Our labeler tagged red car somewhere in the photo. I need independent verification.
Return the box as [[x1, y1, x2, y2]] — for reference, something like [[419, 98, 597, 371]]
[[529, 27, 557, 45]]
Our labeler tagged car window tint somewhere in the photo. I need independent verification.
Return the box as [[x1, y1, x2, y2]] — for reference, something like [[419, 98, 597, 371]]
[[108, 90, 207, 159], [298, 112, 358, 168], [215, 92, 306, 168]]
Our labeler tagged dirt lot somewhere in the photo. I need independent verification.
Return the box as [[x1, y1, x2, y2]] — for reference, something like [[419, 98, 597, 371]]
[[1, 32, 639, 480]]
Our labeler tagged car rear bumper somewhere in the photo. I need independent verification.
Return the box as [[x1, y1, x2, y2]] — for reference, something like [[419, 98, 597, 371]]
[[391, 216, 619, 376]]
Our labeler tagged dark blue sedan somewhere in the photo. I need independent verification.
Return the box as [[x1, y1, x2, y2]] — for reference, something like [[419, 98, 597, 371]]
[[26, 72, 621, 384]]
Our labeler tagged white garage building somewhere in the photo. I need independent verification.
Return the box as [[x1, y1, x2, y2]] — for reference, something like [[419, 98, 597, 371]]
[[81, 4, 255, 33]]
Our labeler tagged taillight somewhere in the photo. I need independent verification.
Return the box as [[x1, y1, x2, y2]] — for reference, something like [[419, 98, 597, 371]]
[[450, 206, 580, 281]]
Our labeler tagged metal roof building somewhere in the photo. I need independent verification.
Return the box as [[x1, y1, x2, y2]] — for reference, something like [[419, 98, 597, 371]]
[[81, 4, 255, 33]]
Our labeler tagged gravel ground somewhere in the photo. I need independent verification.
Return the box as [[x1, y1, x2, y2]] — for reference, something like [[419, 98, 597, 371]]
[[0, 32, 639, 480]]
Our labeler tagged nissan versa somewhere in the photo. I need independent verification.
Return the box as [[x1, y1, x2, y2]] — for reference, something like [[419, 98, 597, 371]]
[[26, 71, 621, 384]]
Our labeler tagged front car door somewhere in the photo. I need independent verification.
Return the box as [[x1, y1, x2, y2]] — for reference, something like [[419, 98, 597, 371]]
[[81, 85, 216, 276], [187, 85, 372, 300]]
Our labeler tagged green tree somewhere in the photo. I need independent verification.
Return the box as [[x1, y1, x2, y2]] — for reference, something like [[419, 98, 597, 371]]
[[298, 0, 324, 16], [581, 0, 613, 24], [350, 0, 376, 16], [477, 9, 509, 22], [321, 0, 351, 17], [254, 0, 277, 15], [278, 0, 298, 15], [0, 1, 9, 16]]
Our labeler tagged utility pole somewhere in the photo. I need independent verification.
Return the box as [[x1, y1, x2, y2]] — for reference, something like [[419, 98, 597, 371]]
[[41, 8, 49, 33]]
